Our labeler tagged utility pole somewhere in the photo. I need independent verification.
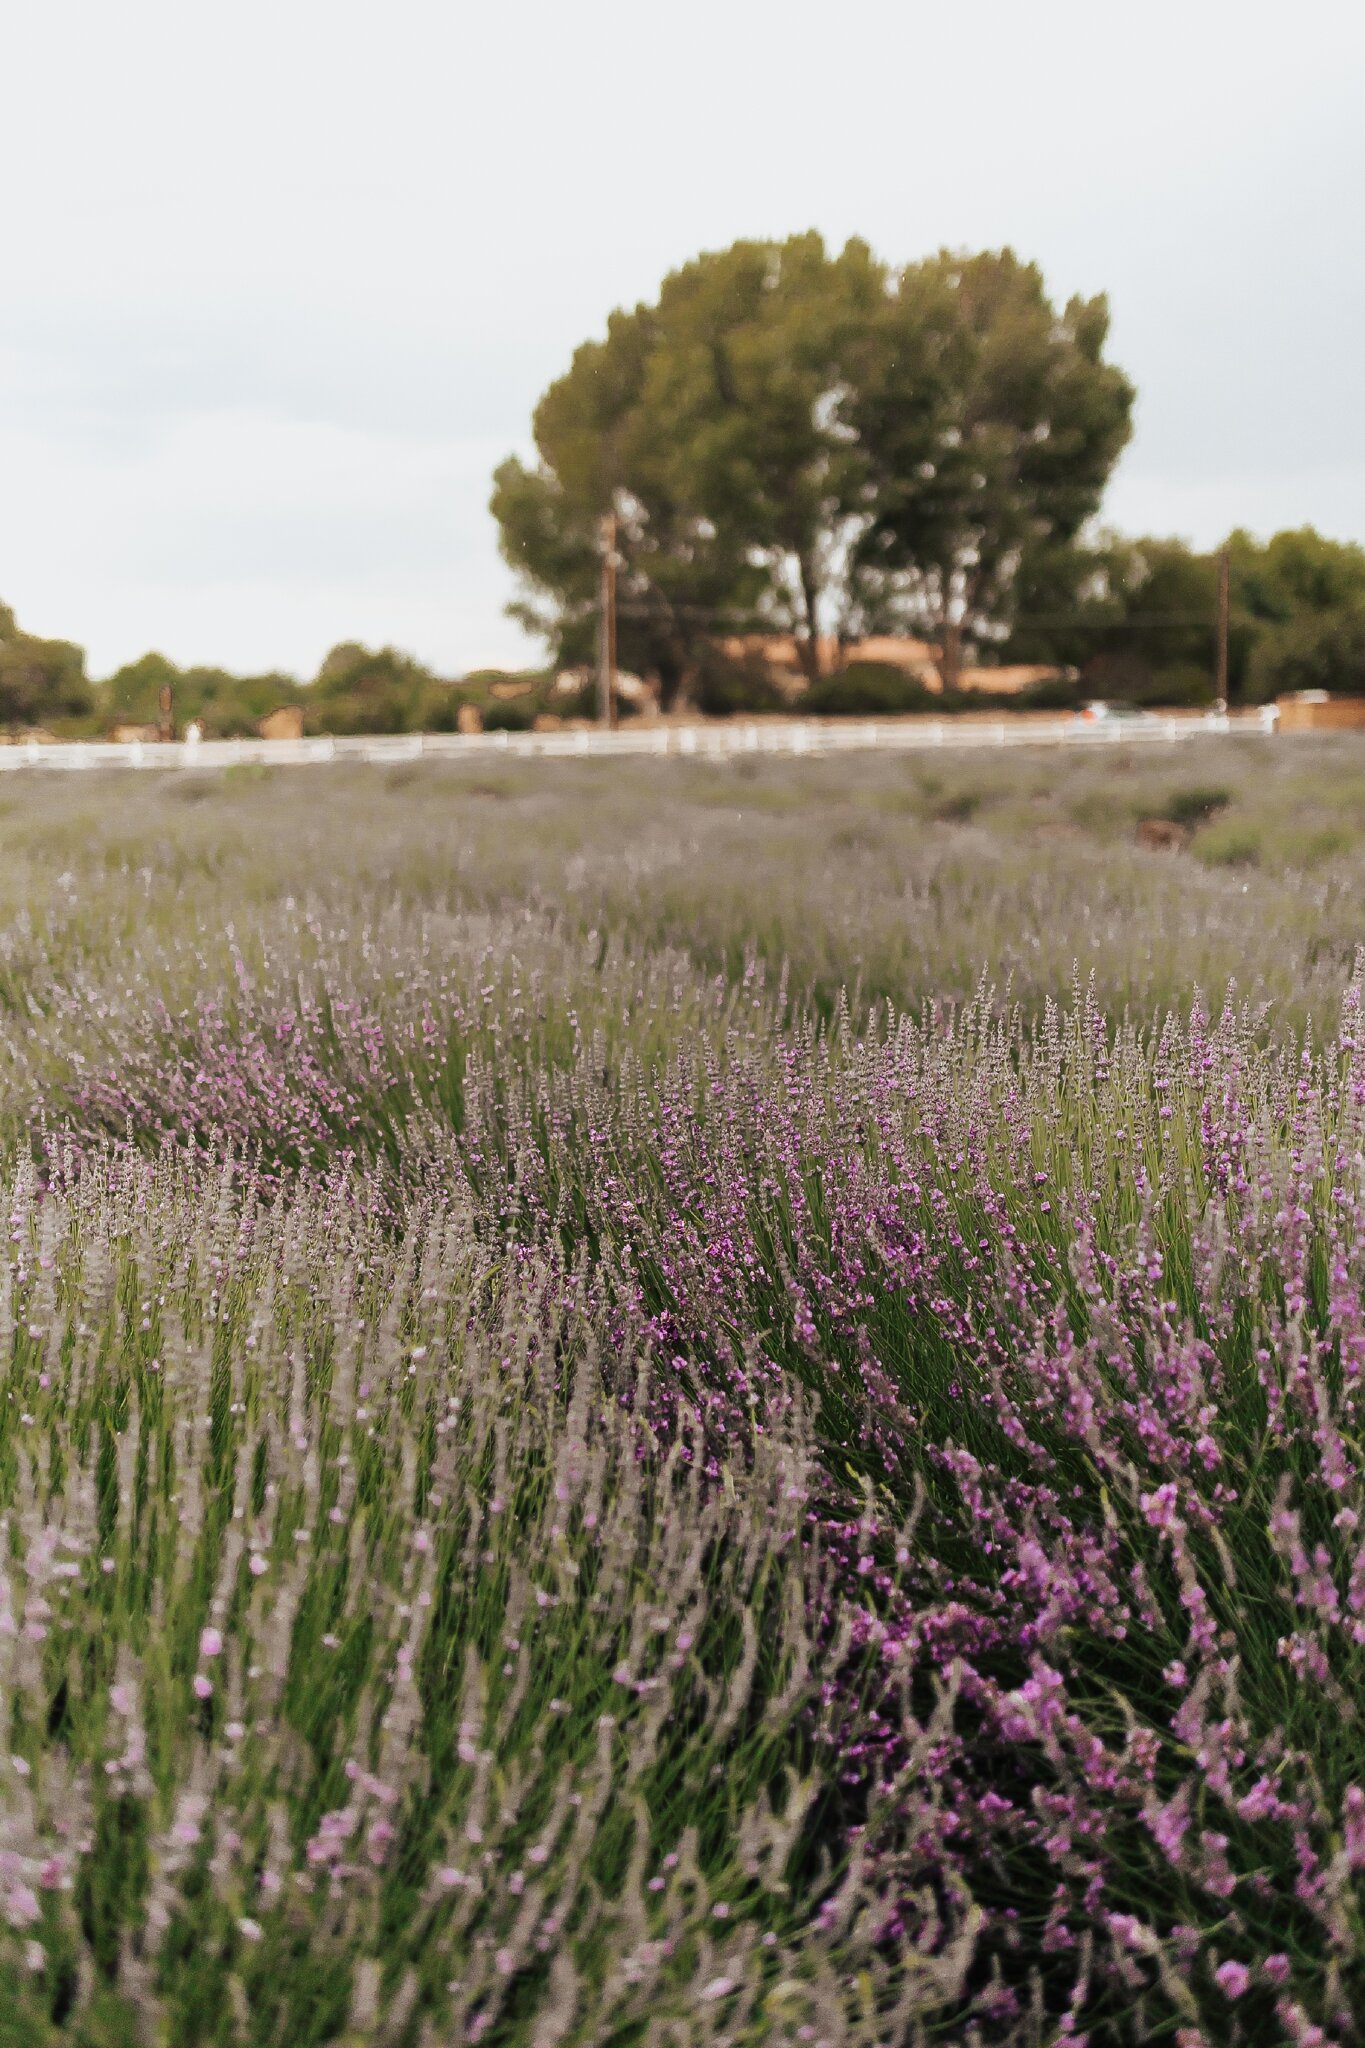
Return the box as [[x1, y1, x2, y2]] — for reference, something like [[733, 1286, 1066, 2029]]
[[158, 679, 174, 744], [1215, 545, 1230, 721], [597, 510, 617, 729]]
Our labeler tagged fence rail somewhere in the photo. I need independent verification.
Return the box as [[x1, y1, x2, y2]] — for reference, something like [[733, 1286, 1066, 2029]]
[[0, 710, 1282, 774]]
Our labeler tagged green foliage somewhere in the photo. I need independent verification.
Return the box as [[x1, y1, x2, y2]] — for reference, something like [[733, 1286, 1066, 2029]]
[[1012, 527, 1365, 708], [1010, 535, 1218, 702], [691, 649, 788, 717], [480, 695, 537, 732], [1103, 538, 1220, 690], [1232, 529, 1365, 702], [1160, 785, 1231, 829], [545, 676, 598, 721], [493, 235, 1134, 702], [308, 644, 435, 735], [416, 670, 560, 733], [0, 604, 93, 729], [101, 651, 180, 726], [491, 231, 872, 705], [315, 641, 369, 687], [98, 654, 302, 737], [189, 668, 302, 737], [1142, 660, 1216, 706], [1192, 818, 1262, 867], [1013, 672, 1085, 711], [1247, 601, 1365, 701], [851, 251, 1134, 682], [803, 662, 942, 716], [416, 683, 467, 733], [1231, 524, 1365, 624]]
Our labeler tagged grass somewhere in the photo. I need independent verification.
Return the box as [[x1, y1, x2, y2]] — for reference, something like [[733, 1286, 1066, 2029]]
[[3, 739, 1365, 2040]]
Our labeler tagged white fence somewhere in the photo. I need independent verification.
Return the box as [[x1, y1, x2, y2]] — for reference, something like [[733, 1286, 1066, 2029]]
[[0, 710, 1281, 774]]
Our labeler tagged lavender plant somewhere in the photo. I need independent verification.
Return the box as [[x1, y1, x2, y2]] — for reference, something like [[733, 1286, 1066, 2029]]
[[0, 1156, 968, 2045], [3, 752, 1365, 2041]]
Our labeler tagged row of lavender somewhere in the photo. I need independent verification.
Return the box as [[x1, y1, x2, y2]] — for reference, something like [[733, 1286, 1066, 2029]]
[[3, 880, 1365, 2039], [3, 1153, 962, 2045]]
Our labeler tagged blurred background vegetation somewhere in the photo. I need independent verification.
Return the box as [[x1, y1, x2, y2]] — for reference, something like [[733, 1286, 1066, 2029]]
[[5, 519, 1363, 740]]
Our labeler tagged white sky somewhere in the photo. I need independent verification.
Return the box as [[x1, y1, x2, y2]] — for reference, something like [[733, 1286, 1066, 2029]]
[[2, 0, 1362, 680]]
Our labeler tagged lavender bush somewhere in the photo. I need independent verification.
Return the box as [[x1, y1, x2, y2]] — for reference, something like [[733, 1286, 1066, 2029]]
[[3, 748, 1365, 2042]]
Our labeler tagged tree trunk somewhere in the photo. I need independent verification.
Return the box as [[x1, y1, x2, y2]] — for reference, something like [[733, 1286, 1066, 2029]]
[[796, 557, 822, 681], [670, 664, 696, 715], [939, 619, 964, 693], [656, 652, 688, 713]]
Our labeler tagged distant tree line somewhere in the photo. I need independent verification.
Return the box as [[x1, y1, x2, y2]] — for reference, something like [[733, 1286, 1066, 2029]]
[[7, 525, 1363, 742], [0, 620, 563, 740], [1007, 524, 1365, 708]]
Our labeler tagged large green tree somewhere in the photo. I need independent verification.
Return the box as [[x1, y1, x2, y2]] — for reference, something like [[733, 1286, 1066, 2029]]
[[0, 603, 93, 730], [492, 237, 1134, 700], [849, 251, 1135, 685], [493, 234, 881, 701], [306, 644, 435, 735]]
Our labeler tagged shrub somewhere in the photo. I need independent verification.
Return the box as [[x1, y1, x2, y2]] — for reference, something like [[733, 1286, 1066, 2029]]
[[481, 696, 537, 732], [1144, 660, 1216, 706], [412, 682, 460, 732], [930, 786, 983, 823], [803, 660, 941, 716], [1193, 818, 1262, 866], [1013, 673, 1085, 711], [309, 645, 435, 735], [1293, 824, 1352, 865], [191, 669, 303, 738], [1079, 652, 1213, 708], [691, 651, 787, 717], [1161, 785, 1231, 829]]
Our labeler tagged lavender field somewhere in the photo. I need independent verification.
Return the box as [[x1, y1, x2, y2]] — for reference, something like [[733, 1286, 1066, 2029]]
[[5, 740, 1365, 2046]]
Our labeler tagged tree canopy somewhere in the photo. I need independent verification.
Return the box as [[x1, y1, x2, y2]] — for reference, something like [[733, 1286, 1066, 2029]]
[[308, 644, 438, 735], [102, 652, 302, 736], [1234, 528, 1365, 702], [0, 603, 92, 730], [850, 252, 1135, 683], [1006, 534, 1221, 705], [1005, 527, 1365, 705], [491, 235, 1135, 699]]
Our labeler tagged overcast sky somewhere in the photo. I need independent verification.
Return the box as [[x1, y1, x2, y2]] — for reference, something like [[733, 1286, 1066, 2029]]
[[2, 0, 1362, 680]]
